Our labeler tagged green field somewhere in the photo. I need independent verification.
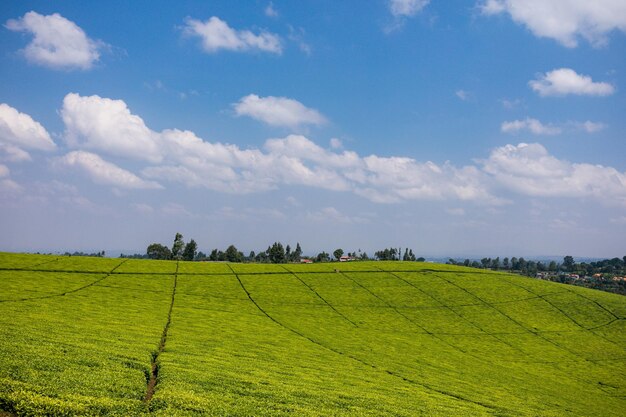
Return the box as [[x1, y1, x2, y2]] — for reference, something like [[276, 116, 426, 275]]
[[0, 253, 625, 416]]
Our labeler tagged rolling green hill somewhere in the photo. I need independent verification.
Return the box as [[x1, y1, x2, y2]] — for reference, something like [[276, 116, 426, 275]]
[[0, 252, 625, 416]]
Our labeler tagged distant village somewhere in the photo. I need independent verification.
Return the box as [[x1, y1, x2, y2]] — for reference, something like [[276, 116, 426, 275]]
[[446, 256, 626, 296]]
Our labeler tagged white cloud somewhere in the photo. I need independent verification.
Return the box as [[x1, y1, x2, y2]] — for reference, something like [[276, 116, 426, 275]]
[[265, 2, 279, 18], [61, 93, 161, 162], [479, 0, 626, 47], [0, 164, 9, 178], [5, 11, 104, 70], [502, 118, 607, 135], [287, 25, 312, 56], [574, 121, 606, 133], [351, 156, 502, 204], [500, 98, 522, 109], [211, 206, 285, 221], [307, 207, 369, 224], [482, 143, 626, 205], [501, 118, 562, 135], [0, 144, 32, 162], [0, 103, 55, 162], [182, 16, 282, 54], [389, 0, 430, 17], [161, 202, 192, 217], [55, 151, 162, 190], [265, 135, 359, 169], [131, 203, 154, 214], [233, 94, 327, 128], [0, 179, 22, 193], [529, 68, 615, 97], [455, 90, 470, 101], [58, 93, 626, 207]]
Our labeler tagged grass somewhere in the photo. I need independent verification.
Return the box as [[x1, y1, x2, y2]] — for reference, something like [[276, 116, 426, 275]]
[[0, 253, 625, 416]]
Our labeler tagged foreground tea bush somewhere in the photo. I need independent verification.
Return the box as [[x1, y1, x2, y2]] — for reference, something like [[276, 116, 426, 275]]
[[0, 253, 624, 416]]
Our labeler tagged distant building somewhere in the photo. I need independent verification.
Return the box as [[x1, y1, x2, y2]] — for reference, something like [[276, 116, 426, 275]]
[[339, 255, 355, 262], [300, 258, 313, 264]]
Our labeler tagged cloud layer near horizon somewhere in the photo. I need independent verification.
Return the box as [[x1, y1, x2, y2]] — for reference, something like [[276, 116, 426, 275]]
[[27, 93, 620, 207]]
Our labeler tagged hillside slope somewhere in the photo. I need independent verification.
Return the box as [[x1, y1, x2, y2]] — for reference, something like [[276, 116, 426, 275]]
[[0, 253, 625, 416]]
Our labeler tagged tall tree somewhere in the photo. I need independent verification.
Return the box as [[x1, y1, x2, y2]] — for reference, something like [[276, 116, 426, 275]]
[[293, 243, 302, 262], [333, 248, 344, 260], [171, 233, 185, 260], [182, 239, 197, 261], [563, 256, 575, 272], [268, 242, 286, 263]]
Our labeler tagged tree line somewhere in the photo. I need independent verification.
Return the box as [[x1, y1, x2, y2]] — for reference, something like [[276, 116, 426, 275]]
[[135, 235, 425, 264], [446, 255, 626, 276], [145, 233, 198, 261]]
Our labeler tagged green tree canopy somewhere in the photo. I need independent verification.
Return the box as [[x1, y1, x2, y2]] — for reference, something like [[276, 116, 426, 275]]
[[171, 233, 185, 260], [182, 239, 197, 261], [225, 245, 243, 262], [146, 243, 171, 260]]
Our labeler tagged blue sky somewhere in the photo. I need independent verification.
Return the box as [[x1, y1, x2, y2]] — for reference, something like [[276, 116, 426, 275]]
[[1, 0, 625, 258]]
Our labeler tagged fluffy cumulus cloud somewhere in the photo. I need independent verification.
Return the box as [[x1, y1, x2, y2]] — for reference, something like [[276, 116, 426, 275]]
[[233, 94, 327, 128], [0, 103, 56, 161], [182, 16, 282, 54], [389, 0, 430, 17], [529, 68, 615, 97], [501, 118, 561, 135], [482, 143, 626, 205], [61, 93, 161, 162], [479, 0, 626, 47], [352, 156, 498, 204], [5, 11, 104, 70], [58, 93, 626, 206], [55, 151, 161, 190]]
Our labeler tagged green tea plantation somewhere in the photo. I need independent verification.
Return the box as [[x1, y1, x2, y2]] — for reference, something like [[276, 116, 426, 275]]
[[0, 252, 625, 416]]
